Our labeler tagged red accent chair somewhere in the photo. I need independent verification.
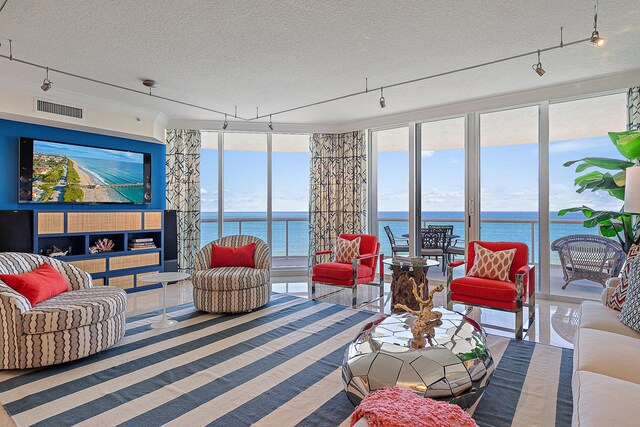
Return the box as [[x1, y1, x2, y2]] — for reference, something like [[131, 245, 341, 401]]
[[311, 234, 384, 308], [446, 241, 535, 340]]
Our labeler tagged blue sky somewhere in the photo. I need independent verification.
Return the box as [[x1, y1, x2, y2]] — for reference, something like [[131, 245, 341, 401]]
[[200, 135, 624, 214], [34, 140, 143, 163]]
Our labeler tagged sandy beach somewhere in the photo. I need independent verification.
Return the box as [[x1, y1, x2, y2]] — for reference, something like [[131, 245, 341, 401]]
[[74, 163, 113, 202]]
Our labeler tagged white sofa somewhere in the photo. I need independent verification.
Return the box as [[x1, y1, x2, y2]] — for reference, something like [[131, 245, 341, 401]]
[[573, 278, 640, 427]]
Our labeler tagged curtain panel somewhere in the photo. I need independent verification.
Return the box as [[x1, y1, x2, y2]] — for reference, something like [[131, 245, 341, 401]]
[[308, 131, 367, 266], [166, 129, 201, 273], [629, 87, 640, 131]]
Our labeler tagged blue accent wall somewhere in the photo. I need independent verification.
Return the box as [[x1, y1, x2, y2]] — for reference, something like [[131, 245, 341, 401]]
[[0, 118, 165, 210]]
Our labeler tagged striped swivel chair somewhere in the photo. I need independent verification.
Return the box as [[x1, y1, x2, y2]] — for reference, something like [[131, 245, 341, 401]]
[[193, 235, 271, 313], [0, 253, 126, 369]]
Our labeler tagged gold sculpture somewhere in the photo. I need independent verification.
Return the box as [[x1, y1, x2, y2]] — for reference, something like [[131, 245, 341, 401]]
[[394, 278, 444, 349]]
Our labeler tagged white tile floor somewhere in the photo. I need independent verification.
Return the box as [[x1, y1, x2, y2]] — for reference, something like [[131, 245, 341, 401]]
[[130, 274, 581, 349]]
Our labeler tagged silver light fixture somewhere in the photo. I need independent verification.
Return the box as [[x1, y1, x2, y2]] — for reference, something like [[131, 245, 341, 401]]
[[223, 113, 229, 130], [590, 0, 604, 47], [268, 114, 274, 131], [40, 67, 52, 92], [379, 87, 386, 108], [532, 50, 545, 76]]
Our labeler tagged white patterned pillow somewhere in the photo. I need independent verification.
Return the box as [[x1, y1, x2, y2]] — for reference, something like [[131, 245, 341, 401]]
[[467, 243, 516, 282], [619, 255, 640, 333], [334, 237, 360, 264]]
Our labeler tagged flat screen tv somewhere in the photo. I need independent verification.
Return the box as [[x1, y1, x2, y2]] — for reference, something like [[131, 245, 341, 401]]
[[19, 137, 152, 204]]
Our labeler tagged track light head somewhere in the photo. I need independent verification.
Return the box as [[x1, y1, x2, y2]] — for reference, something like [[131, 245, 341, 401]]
[[590, 30, 604, 47], [532, 50, 545, 77], [222, 113, 228, 130], [40, 79, 52, 92], [268, 114, 273, 131], [590, 1, 604, 47], [41, 67, 52, 91], [379, 87, 386, 108]]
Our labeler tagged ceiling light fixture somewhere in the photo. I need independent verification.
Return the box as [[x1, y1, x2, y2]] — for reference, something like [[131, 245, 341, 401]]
[[0, 2, 606, 123], [268, 114, 274, 131], [590, 0, 604, 47], [532, 50, 545, 76], [222, 113, 228, 130], [40, 67, 52, 91]]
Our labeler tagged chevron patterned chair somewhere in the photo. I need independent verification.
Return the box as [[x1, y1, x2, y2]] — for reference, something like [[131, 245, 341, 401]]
[[193, 235, 271, 313], [0, 252, 127, 369]]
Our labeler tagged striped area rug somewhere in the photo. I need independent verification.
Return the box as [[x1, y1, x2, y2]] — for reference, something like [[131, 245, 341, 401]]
[[0, 294, 573, 427]]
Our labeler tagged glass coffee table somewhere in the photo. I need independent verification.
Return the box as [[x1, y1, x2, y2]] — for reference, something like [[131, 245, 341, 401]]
[[383, 258, 439, 313], [342, 308, 493, 409]]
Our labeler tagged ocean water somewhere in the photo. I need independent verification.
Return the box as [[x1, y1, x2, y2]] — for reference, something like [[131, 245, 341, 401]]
[[72, 156, 144, 202], [200, 211, 596, 264]]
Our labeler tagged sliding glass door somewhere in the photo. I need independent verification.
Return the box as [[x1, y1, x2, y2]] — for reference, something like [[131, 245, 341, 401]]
[[479, 106, 539, 280], [548, 93, 627, 299], [272, 134, 310, 266], [223, 132, 268, 243], [420, 117, 466, 256], [372, 126, 410, 258], [200, 131, 218, 247]]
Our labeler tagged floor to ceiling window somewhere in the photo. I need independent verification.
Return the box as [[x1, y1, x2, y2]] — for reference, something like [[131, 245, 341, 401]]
[[223, 132, 268, 243], [373, 126, 410, 258], [272, 134, 310, 267], [480, 106, 539, 274], [548, 92, 627, 299], [421, 117, 466, 263], [200, 131, 218, 247]]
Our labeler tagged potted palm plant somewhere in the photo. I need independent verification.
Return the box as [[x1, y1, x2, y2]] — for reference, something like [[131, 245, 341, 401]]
[[559, 130, 640, 253]]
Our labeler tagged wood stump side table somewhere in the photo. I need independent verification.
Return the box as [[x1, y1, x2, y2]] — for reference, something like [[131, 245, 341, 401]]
[[383, 259, 439, 313]]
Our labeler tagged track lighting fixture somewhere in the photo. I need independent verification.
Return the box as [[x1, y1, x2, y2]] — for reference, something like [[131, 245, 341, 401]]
[[0, 1, 608, 124], [40, 67, 52, 92], [532, 50, 545, 76], [590, 1, 604, 47]]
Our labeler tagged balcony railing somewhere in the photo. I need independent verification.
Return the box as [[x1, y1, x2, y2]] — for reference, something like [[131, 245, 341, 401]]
[[202, 215, 588, 264], [378, 216, 587, 264]]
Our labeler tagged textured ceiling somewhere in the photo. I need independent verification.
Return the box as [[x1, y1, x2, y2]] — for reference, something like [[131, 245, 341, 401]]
[[0, 0, 638, 126]]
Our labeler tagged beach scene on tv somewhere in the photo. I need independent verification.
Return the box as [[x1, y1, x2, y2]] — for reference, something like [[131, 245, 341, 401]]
[[31, 140, 146, 203]]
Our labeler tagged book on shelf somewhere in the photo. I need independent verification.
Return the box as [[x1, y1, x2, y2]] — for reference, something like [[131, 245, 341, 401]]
[[130, 238, 154, 243]]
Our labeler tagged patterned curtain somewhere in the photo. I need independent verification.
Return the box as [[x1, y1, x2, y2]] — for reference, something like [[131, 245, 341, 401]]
[[166, 129, 201, 273], [308, 131, 367, 265], [629, 87, 640, 131]]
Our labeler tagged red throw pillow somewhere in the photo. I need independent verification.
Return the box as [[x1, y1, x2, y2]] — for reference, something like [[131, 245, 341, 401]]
[[211, 243, 256, 268], [0, 263, 69, 306]]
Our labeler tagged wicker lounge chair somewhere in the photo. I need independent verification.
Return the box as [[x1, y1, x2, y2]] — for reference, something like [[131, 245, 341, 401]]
[[551, 234, 625, 289]]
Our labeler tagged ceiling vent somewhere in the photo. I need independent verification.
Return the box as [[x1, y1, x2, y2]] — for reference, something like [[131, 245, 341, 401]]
[[35, 99, 84, 119]]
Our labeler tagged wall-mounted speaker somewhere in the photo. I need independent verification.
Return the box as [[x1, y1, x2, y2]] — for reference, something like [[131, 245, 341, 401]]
[[164, 210, 178, 272], [143, 153, 152, 203], [0, 210, 34, 253], [18, 139, 34, 202]]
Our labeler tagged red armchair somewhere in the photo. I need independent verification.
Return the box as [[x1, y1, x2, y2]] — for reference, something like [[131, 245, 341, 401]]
[[311, 233, 384, 308], [446, 241, 535, 340]]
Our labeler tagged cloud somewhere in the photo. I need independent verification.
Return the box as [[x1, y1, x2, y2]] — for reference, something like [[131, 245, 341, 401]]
[[422, 151, 435, 157], [201, 188, 208, 194]]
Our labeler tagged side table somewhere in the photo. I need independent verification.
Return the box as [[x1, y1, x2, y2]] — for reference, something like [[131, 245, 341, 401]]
[[139, 272, 190, 329], [382, 258, 439, 313]]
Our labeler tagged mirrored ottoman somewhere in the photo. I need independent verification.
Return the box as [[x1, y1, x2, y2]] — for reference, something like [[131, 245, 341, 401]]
[[342, 308, 494, 409]]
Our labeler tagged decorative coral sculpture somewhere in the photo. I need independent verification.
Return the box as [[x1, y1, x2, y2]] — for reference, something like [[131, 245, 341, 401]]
[[394, 277, 444, 349], [90, 238, 115, 254]]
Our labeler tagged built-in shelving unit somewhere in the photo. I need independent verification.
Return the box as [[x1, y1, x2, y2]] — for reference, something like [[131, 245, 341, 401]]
[[34, 211, 164, 292]]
